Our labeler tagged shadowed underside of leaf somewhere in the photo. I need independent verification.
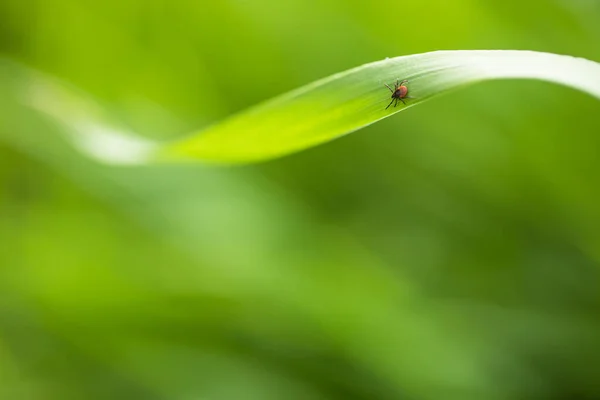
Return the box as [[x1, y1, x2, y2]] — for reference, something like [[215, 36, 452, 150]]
[[2, 50, 600, 164]]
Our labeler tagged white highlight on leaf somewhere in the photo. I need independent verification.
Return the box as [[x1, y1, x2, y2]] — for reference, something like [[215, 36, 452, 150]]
[[22, 72, 157, 165]]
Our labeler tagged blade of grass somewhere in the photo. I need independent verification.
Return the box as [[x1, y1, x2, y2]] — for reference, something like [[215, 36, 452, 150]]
[[2, 50, 600, 165], [162, 50, 600, 164]]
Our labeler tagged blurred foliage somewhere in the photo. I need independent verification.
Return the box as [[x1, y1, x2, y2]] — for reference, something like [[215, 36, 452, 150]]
[[1, 0, 600, 399]]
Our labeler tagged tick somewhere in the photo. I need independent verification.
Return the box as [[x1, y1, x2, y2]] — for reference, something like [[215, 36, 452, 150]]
[[384, 79, 412, 109]]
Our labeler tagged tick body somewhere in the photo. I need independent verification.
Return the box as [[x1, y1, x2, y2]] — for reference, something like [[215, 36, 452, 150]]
[[384, 79, 411, 109]]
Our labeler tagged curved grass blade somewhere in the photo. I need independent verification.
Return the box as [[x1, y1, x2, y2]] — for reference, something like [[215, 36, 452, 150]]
[[160, 50, 600, 164], [2, 50, 600, 165]]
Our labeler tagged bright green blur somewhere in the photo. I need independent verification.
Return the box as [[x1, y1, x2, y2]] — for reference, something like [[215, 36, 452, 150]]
[[1, 1, 600, 399]]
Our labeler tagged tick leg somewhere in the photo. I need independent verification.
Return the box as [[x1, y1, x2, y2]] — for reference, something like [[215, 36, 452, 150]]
[[385, 98, 395, 110], [400, 79, 408, 85], [400, 98, 406, 105], [384, 83, 394, 93]]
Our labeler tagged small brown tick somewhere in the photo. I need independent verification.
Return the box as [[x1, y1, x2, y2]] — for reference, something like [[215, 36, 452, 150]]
[[384, 79, 412, 109]]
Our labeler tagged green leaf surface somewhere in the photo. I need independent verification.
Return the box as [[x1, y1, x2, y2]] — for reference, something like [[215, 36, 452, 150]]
[[2, 50, 600, 165], [161, 50, 600, 163]]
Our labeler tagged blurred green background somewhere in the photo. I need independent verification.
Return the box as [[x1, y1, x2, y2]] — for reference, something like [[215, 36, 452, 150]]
[[2, 0, 600, 399]]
